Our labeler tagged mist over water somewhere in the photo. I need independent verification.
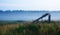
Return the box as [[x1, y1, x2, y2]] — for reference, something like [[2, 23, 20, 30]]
[[0, 11, 60, 21]]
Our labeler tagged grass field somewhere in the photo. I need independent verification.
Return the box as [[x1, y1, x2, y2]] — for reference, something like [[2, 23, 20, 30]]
[[0, 21, 60, 35]]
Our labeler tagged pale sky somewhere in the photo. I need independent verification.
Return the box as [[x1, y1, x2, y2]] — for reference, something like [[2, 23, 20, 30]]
[[0, 0, 60, 10]]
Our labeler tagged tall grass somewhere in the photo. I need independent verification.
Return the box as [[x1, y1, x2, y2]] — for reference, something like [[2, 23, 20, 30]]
[[0, 22, 60, 35]]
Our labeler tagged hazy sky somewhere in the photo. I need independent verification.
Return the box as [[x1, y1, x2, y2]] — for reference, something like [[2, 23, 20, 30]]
[[0, 0, 60, 10]]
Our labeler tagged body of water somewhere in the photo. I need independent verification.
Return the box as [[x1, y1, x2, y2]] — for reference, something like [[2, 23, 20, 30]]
[[0, 11, 60, 21]]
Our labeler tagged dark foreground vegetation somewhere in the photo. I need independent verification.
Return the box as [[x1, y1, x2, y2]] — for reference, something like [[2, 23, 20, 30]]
[[0, 21, 60, 35]]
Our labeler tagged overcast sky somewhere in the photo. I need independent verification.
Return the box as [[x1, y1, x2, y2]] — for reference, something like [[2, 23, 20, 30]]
[[0, 0, 60, 10]]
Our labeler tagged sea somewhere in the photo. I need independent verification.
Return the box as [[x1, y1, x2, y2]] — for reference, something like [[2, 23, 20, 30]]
[[0, 11, 60, 21]]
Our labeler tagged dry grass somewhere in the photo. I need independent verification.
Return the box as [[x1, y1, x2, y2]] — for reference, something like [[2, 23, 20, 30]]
[[0, 22, 60, 35]]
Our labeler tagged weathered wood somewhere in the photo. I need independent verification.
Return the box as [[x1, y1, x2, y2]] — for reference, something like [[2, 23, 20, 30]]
[[32, 13, 51, 23]]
